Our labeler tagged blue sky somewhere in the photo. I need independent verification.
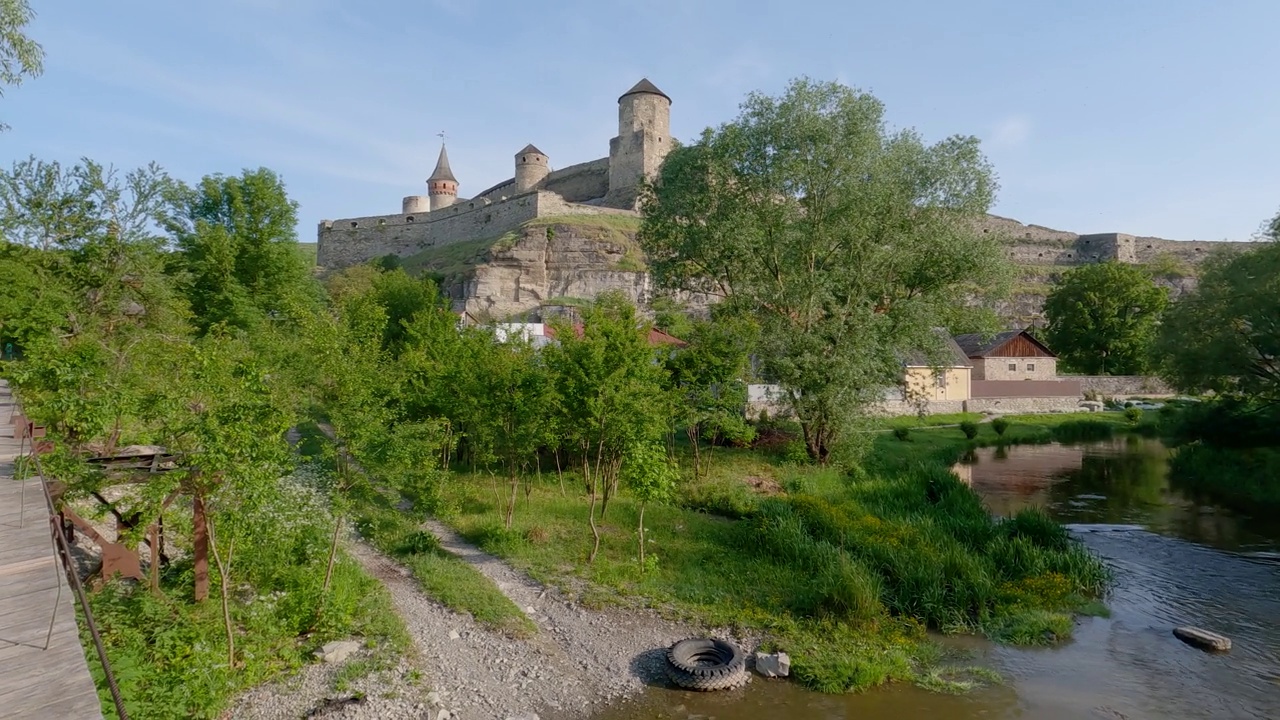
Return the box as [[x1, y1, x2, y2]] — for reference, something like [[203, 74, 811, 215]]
[[4, 0, 1277, 243]]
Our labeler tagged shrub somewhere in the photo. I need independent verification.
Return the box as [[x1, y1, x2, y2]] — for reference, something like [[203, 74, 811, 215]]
[[1051, 419, 1114, 443], [959, 421, 980, 440], [893, 427, 911, 442], [991, 418, 1010, 436], [1124, 406, 1143, 424]]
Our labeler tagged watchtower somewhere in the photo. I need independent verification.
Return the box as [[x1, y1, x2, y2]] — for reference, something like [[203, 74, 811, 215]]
[[427, 143, 458, 211], [514, 144, 549, 193], [606, 78, 671, 208]]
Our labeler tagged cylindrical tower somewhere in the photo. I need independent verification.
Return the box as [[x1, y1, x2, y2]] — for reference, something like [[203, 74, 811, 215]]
[[514, 144, 550, 193], [427, 143, 458, 211], [402, 195, 430, 214], [607, 78, 672, 208]]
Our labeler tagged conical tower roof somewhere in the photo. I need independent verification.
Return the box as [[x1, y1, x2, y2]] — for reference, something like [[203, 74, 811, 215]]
[[517, 143, 545, 156], [427, 144, 457, 183], [619, 78, 670, 103]]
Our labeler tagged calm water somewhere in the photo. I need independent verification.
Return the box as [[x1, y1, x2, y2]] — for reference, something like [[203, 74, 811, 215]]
[[588, 438, 1280, 720]]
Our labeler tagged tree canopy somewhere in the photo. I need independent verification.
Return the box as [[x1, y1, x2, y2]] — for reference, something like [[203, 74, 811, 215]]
[[1043, 261, 1169, 375], [1156, 227, 1279, 402], [0, 0, 43, 130], [639, 77, 1010, 461]]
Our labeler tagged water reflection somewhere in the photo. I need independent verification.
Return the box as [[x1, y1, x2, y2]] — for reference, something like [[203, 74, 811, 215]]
[[587, 440, 1280, 720], [956, 438, 1280, 553]]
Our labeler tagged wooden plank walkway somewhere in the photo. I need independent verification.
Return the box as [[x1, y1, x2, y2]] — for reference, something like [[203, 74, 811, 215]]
[[0, 380, 105, 719]]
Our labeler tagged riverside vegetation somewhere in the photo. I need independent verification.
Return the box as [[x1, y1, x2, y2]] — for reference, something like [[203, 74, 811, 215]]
[[1, 74, 1275, 719]]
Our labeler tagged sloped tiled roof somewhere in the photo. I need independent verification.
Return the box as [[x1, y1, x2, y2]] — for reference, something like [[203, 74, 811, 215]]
[[952, 329, 1055, 358], [619, 78, 671, 102], [517, 144, 545, 156], [427, 144, 457, 183], [902, 329, 973, 368]]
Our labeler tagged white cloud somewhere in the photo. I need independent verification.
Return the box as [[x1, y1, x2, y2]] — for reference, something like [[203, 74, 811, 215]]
[[989, 115, 1032, 150]]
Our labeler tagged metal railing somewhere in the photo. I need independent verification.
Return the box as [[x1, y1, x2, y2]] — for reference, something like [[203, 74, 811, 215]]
[[13, 405, 129, 720]]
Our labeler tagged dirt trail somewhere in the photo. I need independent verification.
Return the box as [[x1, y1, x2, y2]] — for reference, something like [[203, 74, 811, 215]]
[[233, 526, 749, 720]]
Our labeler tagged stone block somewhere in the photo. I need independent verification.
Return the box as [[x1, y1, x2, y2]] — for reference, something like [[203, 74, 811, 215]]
[[314, 640, 361, 663], [754, 651, 790, 678]]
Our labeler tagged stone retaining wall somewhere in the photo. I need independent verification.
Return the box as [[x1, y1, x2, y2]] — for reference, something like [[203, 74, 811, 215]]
[[965, 396, 1084, 414], [1070, 375, 1174, 397]]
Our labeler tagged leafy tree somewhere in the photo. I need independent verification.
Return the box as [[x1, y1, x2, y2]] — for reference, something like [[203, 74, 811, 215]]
[[619, 441, 678, 570], [544, 291, 670, 561], [1156, 232, 1279, 403], [1043, 261, 1169, 375], [664, 312, 758, 476], [465, 333, 553, 528], [640, 78, 1009, 462], [0, 0, 43, 131], [168, 168, 319, 333]]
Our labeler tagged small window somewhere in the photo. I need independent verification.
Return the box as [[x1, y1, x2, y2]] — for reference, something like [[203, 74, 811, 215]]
[[1008, 362, 1017, 372], [1027, 363, 1035, 372], [935, 373, 947, 389], [350, 221, 358, 228], [407, 216, 414, 222]]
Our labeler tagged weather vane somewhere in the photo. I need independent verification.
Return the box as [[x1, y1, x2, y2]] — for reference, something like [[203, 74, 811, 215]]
[[438, 130, 447, 143]]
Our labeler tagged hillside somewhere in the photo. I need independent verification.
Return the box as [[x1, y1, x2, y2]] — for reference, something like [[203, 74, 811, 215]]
[[402, 215, 649, 320]]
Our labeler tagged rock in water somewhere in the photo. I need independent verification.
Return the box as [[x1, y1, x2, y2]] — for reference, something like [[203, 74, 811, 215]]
[[314, 640, 361, 663], [1174, 626, 1231, 652], [754, 651, 791, 678]]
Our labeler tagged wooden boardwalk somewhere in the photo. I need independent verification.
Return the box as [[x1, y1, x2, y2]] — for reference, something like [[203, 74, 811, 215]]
[[0, 380, 105, 719]]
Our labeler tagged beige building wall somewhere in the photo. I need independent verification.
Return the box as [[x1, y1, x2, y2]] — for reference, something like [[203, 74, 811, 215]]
[[973, 357, 1057, 381], [903, 366, 972, 402]]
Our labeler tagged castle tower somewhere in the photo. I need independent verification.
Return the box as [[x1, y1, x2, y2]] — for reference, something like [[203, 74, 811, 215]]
[[427, 143, 458, 211], [514, 144, 550, 193], [606, 78, 672, 209], [402, 195, 430, 214]]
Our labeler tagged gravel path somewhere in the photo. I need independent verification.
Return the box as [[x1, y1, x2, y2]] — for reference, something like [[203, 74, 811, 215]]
[[230, 524, 751, 720]]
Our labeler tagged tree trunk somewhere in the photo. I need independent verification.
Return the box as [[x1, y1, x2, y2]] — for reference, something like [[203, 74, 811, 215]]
[[148, 523, 159, 594], [637, 502, 646, 569], [505, 468, 519, 529], [207, 517, 235, 668], [192, 493, 209, 603], [322, 513, 342, 594], [555, 447, 565, 497], [688, 424, 701, 479]]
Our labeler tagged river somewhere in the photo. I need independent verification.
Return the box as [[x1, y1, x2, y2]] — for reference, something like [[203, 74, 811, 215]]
[[590, 437, 1280, 720]]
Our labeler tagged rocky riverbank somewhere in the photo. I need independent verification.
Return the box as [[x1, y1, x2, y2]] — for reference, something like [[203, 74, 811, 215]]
[[228, 523, 751, 720]]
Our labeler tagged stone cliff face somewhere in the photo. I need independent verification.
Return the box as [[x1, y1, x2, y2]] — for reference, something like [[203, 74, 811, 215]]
[[434, 220, 651, 319]]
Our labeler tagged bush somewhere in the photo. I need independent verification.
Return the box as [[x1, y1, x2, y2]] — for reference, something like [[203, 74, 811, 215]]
[[959, 421, 980, 440], [1123, 406, 1143, 424], [991, 418, 1010, 436], [892, 427, 911, 442]]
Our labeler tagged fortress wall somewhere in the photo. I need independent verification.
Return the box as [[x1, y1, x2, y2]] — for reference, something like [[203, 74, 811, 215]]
[[473, 179, 517, 204], [536, 193, 638, 218], [977, 214, 1078, 243], [316, 189, 643, 269], [316, 213, 433, 268], [1134, 238, 1257, 264], [539, 158, 610, 202]]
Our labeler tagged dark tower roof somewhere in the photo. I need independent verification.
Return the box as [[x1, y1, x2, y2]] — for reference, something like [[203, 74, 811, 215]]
[[516, 144, 545, 157], [619, 78, 671, 103], [427, 144, 457, 184]]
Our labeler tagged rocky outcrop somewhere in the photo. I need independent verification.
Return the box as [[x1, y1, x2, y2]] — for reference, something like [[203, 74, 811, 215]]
[[436, 219, 652, 319]]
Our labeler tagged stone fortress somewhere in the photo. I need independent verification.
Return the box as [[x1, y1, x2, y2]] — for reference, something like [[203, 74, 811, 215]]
[[316, 79, 1256, 322], [316, 79, 674, 270]]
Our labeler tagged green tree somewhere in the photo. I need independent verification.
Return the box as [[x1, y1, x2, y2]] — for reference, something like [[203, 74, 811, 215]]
[[1043, 261, 1169, 375], [639, 78, 1009, 462], [618, 441, 678, 570], [1156, 228, 1279, 402], [0, 0, 43, 131], [169, 168, 319, 333], [544, 292, 670, 561], [664, 312, 758, 476]]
